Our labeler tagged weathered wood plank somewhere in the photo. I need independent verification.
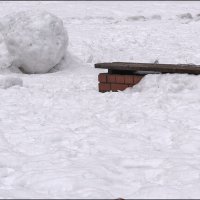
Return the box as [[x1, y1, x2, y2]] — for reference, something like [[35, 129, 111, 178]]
[[95, 62, 200, 75]]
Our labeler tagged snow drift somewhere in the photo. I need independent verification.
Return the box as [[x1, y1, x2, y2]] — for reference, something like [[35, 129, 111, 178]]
[[0, 11, 68, 74]]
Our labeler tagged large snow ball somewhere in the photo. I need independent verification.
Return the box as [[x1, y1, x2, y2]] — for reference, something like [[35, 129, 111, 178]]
[[1, 11, 68, 74]]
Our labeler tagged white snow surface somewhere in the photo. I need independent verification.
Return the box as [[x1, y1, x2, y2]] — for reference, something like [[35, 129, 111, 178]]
[[0, 10, 68, 74], [0, 76, 23, 89], [0, 1, 200, 199], [0, 33, 12, 70]]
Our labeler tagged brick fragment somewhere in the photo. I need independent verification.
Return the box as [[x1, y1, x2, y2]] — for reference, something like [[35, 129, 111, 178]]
[[115, 75, 125, 84], [99, 83, 111, 92], [107, 74, 116, 83], [134, 75, 143, 84], [111, 83, 129, 92], [98, 73, 107, 83], [125, 75, 134, 84]]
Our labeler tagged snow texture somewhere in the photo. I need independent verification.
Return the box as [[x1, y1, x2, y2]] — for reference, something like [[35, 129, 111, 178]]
[[0, 1, 200, 199], [0, 33, 12, 70], [0, 76, 23, 89], [0, 10, 68, 74]]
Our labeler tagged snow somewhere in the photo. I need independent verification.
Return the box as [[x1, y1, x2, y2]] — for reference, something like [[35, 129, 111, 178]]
[[0, 76, 23, 89], [0, 10, 68, 74], [0, 33, 12, 70], [0, 1, 200, 199]]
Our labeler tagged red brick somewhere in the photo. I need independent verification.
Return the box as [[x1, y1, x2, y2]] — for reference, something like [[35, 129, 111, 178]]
[[107, 74, 116, 83], [115, 75, 125, 84], [98, 73, 107, 83], [134, 75, 143, 84], [124, 75, 134, 84], [111, 83, 129, 92], [99, 83, 111, 92]]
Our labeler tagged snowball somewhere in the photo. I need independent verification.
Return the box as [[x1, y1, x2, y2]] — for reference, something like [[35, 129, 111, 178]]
[[0, 76, 23, 89], [178, 13, 193, 20], [1, 11, 68, 74]]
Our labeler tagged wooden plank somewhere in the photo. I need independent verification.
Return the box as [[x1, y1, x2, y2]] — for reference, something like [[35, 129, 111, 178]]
[[95, 62, 200, 75]]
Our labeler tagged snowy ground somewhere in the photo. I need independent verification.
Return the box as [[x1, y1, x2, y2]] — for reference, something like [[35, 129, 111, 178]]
[[1, 1, 200, 199]]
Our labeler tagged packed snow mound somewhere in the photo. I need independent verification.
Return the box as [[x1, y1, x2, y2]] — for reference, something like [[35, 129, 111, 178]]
[[0, 76, 23, 89], [0, 11, 68, 74]]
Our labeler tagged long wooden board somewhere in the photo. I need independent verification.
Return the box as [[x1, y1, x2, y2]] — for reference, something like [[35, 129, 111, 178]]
[[95, 62, 200, 75]]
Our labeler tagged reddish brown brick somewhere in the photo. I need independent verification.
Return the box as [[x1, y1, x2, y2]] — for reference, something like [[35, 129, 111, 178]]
[[134, 75, 144, 84], [124, 75, 134, 84], [111, 83, 129, 92], [98, 73, 107, 83], [115, 75, 125, 84], [99, 83, 111, 92], [107, 74, 116, 83]]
